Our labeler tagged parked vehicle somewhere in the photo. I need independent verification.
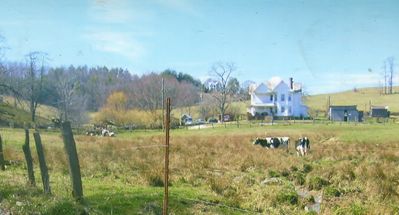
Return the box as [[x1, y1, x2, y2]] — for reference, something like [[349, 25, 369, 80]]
[[208, 118, 218, 123]]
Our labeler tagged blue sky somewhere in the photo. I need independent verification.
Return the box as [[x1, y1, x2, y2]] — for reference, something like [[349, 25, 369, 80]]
[[1, 0, 398, 94]]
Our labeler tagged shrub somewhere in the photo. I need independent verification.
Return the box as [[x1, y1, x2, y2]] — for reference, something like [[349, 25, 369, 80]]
[[307, 177, 329, 190], [276, 189, 298, 205]]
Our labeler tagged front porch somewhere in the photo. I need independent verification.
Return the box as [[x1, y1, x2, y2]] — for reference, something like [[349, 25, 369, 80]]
[[247, 105, 277, 117]]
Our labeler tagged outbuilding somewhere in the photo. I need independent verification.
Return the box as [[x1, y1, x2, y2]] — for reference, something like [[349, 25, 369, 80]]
[[370, 106, 389, 118], [329, 105, 362, 122]]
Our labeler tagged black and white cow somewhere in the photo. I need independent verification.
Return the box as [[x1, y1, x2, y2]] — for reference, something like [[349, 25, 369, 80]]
[[296, 137, 310, 156], [253, 137, 290, 149], [101, 129, 115, 137]]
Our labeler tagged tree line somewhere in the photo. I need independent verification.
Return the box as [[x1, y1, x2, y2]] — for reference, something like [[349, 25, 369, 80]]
[[0, 36, 248, 127]]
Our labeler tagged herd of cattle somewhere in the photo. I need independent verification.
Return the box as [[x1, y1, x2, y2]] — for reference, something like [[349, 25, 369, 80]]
[[253, 136, 310, 156], [86, 128, 115, 137]]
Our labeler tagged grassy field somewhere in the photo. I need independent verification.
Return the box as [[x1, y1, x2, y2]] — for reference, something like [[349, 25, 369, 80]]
[[1, 123, 399, 214]]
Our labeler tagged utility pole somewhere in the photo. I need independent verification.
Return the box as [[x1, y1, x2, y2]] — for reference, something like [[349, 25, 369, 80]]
[[383, 61, 387, 94], [162, 78, 165, 131], [387, 57, 394, 94]]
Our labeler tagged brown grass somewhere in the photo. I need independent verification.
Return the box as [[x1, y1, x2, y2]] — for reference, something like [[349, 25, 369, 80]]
[[1, 125, 399, 214]]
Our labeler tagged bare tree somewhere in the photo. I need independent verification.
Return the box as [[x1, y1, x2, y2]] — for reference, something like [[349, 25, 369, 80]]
[[49, 66, 87, 124], [23, 51, 48, 123], [209, 62, 236, 122]]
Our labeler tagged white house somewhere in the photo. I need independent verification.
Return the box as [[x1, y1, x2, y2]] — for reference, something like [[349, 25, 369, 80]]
[[247, 77, 308, 118]]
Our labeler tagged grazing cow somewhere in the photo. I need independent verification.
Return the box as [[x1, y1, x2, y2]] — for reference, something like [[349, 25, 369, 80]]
[[277, 137, 290, 147], [253, 137, 290, 149], [296, 137, 310, 156], [253, 138, 272, 148], [101, 129, 116, 137]]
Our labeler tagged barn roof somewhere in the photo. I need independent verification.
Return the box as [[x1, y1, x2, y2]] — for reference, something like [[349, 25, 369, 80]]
[[329, 105, 358, 110], [371, 105, 388, 110]]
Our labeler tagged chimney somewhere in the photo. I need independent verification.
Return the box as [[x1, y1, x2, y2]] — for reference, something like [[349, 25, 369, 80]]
[[289, 77, 293, 90]]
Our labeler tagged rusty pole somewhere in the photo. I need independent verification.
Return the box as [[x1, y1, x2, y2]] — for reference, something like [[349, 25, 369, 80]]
[[163, 98, 171, 215]]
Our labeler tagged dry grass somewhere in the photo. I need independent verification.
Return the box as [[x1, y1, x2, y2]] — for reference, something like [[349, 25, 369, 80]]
[[1, 124, 399, 214]]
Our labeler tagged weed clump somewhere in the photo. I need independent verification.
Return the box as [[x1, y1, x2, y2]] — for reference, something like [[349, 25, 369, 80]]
[[324, 186, 341, 197], [145, 172, 164, 187], [275, 188, 298, 205], [307, 176, 329, 190], [208, 177, 230, 195], [268, 169, 280, 178], [280, 169, 290, 177], [303, 164, 313, 173], [290, 172, 305, 185], [290, 166, 298, 172]]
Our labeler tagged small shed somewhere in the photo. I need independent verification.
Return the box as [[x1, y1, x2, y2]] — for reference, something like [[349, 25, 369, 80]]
[[370, 106, 389, 118], [329, 105, 362, 122]]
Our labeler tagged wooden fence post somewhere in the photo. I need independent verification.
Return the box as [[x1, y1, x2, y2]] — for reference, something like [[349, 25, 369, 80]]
[[0, 135, 5, 171], [22, 129, 35, 186], [163, 98, 171, 215], [61, 121, 84, 202], [33, 131, 51, 194]]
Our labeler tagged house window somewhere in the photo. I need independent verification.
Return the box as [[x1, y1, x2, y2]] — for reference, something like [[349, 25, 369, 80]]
[[288, 106, 292, 114], [288, 94, 291, 101], [281, 94, 285, 101], [281, 106, 285, 113], [270, 95, 273, 101]]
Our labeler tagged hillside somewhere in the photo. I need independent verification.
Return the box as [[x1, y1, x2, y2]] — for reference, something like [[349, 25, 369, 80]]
[[305, 86, 399, 114], [0, 96, 55, 127]]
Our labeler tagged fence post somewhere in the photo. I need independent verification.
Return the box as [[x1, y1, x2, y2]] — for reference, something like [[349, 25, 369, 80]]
[[0, 135, 5, 171], [22, 129, 35, 186], [33, 131, 51, 194], [163, 98, 171, 215], [61, 121, 84, 202]]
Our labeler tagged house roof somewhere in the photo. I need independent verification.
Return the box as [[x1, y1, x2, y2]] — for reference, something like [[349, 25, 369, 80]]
[[267, 76, 283, 90], [249, 77, 303, 94]]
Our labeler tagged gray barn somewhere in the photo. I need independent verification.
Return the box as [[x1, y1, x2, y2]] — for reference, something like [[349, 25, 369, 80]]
[[370, 106, 389, 118], [329, 105, 362, 122]]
